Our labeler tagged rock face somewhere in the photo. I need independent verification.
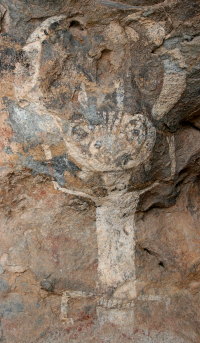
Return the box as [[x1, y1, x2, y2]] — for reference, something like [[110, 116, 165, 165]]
[[0, 0, 200, 342]]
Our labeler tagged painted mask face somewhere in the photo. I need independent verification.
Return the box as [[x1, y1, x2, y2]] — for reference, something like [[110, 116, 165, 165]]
[[15, 15, 185, 173]]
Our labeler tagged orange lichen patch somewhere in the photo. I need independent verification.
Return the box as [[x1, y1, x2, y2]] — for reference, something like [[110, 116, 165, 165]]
[[0, 123, 13, 145], [27, 145, 46, 161], [50, 141, 67, 158], [0, 74, 15, 98], [9, 142, 24, 155], [63, 171, 92, 194], [0, 126, 12, 149], [30, 184, 59, 202], [0, 152, 19, 167], [0, 119, 15, 166], [12, 270, 39, 294], [0, 111, 13, 147], [0, 37, 22, 49], [31, 187, 48, 201]]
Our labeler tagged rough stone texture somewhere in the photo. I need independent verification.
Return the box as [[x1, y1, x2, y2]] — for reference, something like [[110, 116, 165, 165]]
[[0, 0, 200, 342]]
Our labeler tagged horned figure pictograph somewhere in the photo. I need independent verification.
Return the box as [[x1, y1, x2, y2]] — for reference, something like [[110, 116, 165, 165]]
[[15, 12, 186, 323]]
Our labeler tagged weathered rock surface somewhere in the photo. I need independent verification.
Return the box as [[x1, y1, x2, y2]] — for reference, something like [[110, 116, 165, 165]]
[[0, 0, 200, 342]]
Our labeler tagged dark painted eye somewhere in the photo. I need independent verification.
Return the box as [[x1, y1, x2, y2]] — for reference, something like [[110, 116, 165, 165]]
[[72, 126, 88, 140], [94, 140, 102, 149], [71, 113, 83, 121], [49, 21, 60, 31], [69, 20, 84, 31], [132, 129, 140, 136]]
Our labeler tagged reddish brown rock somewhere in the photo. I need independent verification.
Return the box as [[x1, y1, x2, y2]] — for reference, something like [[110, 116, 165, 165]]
[[0, 0, 200, 342]]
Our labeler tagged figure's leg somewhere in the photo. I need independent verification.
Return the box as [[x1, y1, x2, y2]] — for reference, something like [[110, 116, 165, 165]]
[[96, 191, 138, 289], [96, 191, 139, 327]]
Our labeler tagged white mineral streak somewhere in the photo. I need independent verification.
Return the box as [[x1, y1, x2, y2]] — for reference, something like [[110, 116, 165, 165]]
[[167, 135, 176, 178], [61, 290, 94, 323], [96, 306, 135, 330], [115, 80, 125, 112], [152, 72, 186, 120], [60, 292, 74, 324], [15, 15, 66, 104], [78, 83, 89, 109], [125, 26, 139, 42], [42, 144, 96, 201], [138, 295, 171, 309], [141, 20, 166, 46], [152, 48, 186, 120]]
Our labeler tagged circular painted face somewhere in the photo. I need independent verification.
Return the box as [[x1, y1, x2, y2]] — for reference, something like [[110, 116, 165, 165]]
[[15, 16, 167, 172], [64, 112, 156, 172]]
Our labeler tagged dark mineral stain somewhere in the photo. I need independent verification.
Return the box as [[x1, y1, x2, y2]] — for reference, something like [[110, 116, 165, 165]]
[[40, 279, 55, 292], [22, 154, 80, 186], [51, 154, 80, 176], [69, 20, 84, 31], [49, 21, 60, 31], [0, 295, 24, 318], [0, 47, 16, 72], [158, 261, 165, 268]]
